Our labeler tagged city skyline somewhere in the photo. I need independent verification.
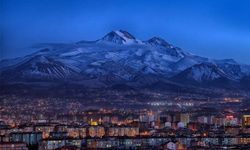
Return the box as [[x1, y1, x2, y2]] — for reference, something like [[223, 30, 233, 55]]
[[1, 1, 250, 149]]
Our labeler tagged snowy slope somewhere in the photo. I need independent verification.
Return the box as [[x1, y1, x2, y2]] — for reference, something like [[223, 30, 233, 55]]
[[171, 62, 237, 87], [0, 55, 81, 81]]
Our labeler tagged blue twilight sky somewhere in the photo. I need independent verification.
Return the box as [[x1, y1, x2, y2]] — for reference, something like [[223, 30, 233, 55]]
[[1, 0, 250, 63]]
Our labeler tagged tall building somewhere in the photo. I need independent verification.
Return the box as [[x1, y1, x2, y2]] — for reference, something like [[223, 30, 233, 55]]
[[242, 115, 250, 127]]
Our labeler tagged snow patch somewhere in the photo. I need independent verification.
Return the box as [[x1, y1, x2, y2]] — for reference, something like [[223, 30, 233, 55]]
[[61, 48, 83, 57]]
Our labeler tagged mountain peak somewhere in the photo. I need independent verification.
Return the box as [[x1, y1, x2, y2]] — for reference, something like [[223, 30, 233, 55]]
[[100, 30, 141, 45], [171, 62, 231, 84], [114, 30, 136, 40], [147, 37, 172, 48]]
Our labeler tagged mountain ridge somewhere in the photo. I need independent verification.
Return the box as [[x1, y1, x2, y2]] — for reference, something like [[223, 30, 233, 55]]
[[1, 30, 249, 90]]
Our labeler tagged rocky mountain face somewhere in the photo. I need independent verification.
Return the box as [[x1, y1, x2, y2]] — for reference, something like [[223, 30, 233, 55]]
[[1, 30, 249, 90]]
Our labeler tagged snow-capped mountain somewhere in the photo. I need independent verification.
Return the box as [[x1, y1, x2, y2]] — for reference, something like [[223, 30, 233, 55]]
[[214, 59, 243, 80], [145, 37, 187, 59], [0, 30, 249, 89], [171, 63, 236, 85], [0, 55, 81, 82], [146, 37, 172, 48], [99, 30, 142, 45]]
